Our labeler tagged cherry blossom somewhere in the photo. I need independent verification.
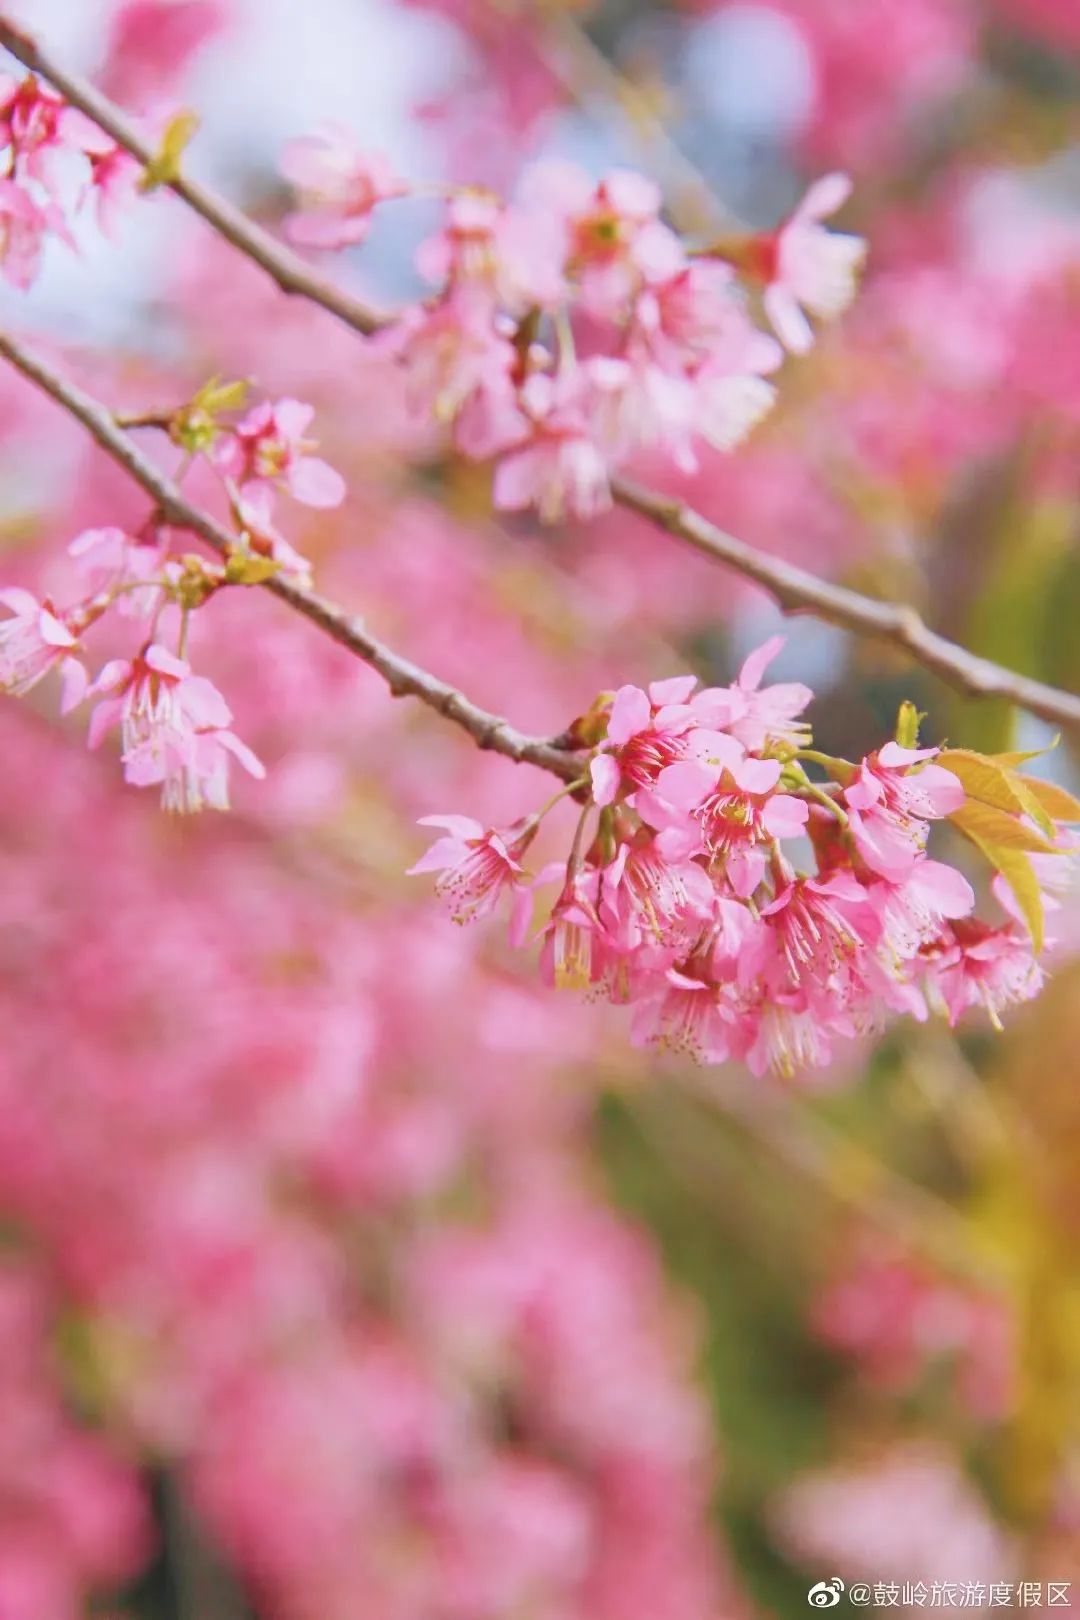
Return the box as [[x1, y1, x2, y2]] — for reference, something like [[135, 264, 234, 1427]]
[[760, 174, 867, 354], [282, 124, 405, 248], [87, 643, 264, 812], [845, 743, 965, 881], [408, 812, 538, 932], [414, 648, 1071, 1075], [0, 587, 87, 710], [214, 398, 346, 509]]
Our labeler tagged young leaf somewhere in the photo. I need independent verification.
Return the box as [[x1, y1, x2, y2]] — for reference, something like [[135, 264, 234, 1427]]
[[951, 822, 1046, 952], [1020, 777, 1080, 824], [949, 800, 1060, 854], [224, 551, 281, 585], [938, 748, 1055, 838], [139, 111, 200, 192], [894, 700, 924, 750]]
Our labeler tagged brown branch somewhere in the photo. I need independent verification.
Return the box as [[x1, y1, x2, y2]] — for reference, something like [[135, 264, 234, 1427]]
[[0, 15, 389, 337], [0, 330, 584, 783], [3, 14, 1080, 735], [611, 476, 1080, 734]]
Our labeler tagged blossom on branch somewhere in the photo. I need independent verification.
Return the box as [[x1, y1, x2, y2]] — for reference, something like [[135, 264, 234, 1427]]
[[412, 647, 1076, 1077], [87, 644, 263, 812]]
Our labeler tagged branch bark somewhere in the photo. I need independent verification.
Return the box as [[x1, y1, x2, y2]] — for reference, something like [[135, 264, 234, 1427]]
[[611, 478, 1080, 733], [3, 14, 1080, 734], [0, 330, 584, 783]]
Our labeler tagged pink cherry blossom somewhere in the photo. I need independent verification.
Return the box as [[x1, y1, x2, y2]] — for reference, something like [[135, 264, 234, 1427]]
[[282, 125, 405, 249], [214, 397, 346, 509], [589, 678, 699, 807], [761, 174, 867, 354], [526, 161, 684, 319], [493, 371, 612, 524], [408, 813, 538, 929], [68, 525, 166, 615], [845, 743, 965, 881], [0, 177, 62, 290], [645, 752, 809, 897], [0, 73, 97, 193], [692, 635, 813, 751], [631, 966, 729, 1062], [384, 290, 520, 436], [0, 586, 86, 710], [100, 0, 231, 109], [83, 140, 141, 237], [87, 643, 263, 812], [928, 918, 1045, 1030]]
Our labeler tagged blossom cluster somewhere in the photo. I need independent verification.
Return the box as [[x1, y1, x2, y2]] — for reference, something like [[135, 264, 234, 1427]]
[[281, 135, 866, 520], [0, 387, 347, 810], [0, 713, 735, 1620], [413, 640, 1077, 1075], [0, 70, 139, 286]]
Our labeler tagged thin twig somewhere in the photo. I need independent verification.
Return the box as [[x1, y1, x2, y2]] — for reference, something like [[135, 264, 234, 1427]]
[[3, 15, 1080, 734], [0, 330, 584, 783]]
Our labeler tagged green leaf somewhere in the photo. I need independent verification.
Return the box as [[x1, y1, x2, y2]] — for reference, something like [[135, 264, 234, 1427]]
[[1021, 777, 1080, 824], [953, 827, 1045, 953], [949, 800, 1060, 854], [192, 375, 249, 415], [224, 550, 281, 585], [939, 748, 1056, 838], [894, 700, 924, 750], [990, 744, 1056, 768], [139, 110, 200, 192]]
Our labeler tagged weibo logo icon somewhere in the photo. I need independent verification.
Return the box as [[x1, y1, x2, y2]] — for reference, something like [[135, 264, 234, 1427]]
[[807, 1578, 845, 1607]]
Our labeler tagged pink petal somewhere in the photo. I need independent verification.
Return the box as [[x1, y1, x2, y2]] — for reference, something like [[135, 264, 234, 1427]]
[[492, 451, 540, 513], [0, 587, 39, 618], [648, 675, 697, 707], [762, 793, 810, 838], [508, 885, 533, 949], [86, 697, 125, 750], [737, 635, 785, 693], [607, 684, 651, 746], [913, 764, 965, 815], [910, 859, 975, 919], [590, 752, 621, 807], [179, 675, 233, 730], [417, 813, 485, 840], [218, 730, 266, 779], [38, 609, 77, 649], [878, 741, 937, 767], [684, 729, 744, 772], [796, 172, 852, 223], [87, 658, 132, 697], [58, 657, 87, 714], [273, 398, 316, 439], [407, 837, 466, 876], [145, 644, 189, 679], [728, 846, 766, 899], [288, 456, 346, 509], [764, 285, 814, 355], [655, 759, 716, 809], [732, 756, 782, 795]]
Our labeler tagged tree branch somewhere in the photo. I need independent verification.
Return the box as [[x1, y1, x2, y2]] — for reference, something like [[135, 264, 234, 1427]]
[[0, 15, 389, 337], [3, 14, 1080, 735], [0, 330, 584, 783], [611, 476, 1080, 734]]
